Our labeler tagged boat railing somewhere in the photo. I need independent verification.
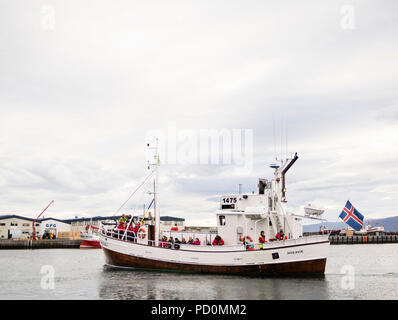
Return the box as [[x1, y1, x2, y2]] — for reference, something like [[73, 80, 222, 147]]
[[100, 225, 328, 250], [262, 234, 329, 248]]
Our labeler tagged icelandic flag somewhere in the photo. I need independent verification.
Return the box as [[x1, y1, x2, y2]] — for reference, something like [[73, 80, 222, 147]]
[[339, 200, 364, 231]]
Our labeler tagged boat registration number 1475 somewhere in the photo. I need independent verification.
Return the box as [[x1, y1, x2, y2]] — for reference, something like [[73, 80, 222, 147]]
[[221, 197, 237, 204]]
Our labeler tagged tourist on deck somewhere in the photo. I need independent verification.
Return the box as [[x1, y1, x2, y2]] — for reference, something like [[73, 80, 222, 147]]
[[259, 231, 267, 249], [127, 223, 135, 242], [193, 238, 201, 245], [132, 222, 142, 243], [119, 214, 127, 224], [181, 237, 187, 244], [275, 230, 287, 240], [160, 236, 168, 248], [212, 235, 224, 246], [188, 237, 194, 244], [174, 238, 181, 249], [117, 221, 126, 239], [166, 237, 174, 249], [170, 224, 178, 231], [133, 222, 141, 233]]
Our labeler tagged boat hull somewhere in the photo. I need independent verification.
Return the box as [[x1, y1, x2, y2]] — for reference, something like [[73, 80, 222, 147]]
[[100, 234, 329, 276], [103, 247, 326, 275]]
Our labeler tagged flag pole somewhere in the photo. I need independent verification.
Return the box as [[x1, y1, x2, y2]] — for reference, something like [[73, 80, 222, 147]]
[[329, 216, 341, 234]]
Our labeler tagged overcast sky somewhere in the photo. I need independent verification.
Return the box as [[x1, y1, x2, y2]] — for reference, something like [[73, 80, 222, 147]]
[[0, 0, 397, 226]]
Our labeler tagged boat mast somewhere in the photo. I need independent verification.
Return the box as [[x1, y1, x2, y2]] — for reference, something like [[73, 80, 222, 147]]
[[148, 139, 160, 246], [155, 144, 160, 247]]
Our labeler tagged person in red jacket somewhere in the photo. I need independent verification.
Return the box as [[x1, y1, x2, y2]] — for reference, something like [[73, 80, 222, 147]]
[[212, 235, 224, 246], [127, 223, 135, 242], [275, 230, 287, 240], [259, 231, 267, 249], [193, 238, 201, 245], [117, 222, 126, 239]]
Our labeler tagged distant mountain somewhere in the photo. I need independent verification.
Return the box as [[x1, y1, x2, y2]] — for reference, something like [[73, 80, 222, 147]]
[[303, 216, 398, 233]]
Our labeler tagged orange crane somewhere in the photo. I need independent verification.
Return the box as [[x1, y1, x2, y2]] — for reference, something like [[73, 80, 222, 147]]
[[32, 200, 55, 240]]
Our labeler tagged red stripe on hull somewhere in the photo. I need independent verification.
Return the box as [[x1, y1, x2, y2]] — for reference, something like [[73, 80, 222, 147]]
[[102, 247, 326, 276], [80, 240, 101, 248]]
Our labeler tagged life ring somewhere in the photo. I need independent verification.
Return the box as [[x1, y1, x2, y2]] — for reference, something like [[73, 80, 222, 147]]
[[240, 235, 254, 250], [240, 235, 253, 242], [137, 227, 146, 239]]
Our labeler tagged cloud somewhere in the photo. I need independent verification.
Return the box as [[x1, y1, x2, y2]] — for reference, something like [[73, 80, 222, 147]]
[[0, 0, 397, 226]]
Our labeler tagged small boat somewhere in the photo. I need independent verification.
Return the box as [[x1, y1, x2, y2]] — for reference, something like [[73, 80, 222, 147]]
[[366, 223, 384, 234], [355, 222, 385, 235], [80, 225, 101, 248], [99, 144, 329, 276]]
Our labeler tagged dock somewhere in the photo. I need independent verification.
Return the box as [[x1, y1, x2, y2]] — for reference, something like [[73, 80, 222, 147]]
[[0, 239, 82, 249], [329, 234, 398, 244]]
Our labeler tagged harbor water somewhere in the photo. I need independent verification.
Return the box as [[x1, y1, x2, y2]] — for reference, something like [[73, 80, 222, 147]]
[[0, 244, 397, 300]]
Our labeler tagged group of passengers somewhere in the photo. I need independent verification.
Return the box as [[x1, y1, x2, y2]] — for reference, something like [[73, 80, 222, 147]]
[[159, 236, 202, 249], [158, 235, 227, 249], [114, 215, 287, 249], [113, 214, 142, 242]]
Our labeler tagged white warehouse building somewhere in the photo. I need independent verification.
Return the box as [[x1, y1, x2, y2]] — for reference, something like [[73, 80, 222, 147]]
[[0, 215, 40, 239]]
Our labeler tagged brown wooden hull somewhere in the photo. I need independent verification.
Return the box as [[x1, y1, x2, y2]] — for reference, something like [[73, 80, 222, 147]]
[[102, 247, 327, 276]]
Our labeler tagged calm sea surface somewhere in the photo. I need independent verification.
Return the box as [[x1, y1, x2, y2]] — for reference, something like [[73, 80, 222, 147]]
[[0, 244, 397, 300]]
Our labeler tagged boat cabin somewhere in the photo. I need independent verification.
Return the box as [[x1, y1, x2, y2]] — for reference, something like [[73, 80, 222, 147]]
[[216, 178, 303, 246]]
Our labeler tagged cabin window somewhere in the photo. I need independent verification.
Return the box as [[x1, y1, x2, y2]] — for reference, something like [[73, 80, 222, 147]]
[[219, 215, 226, 226], [0, 223, 6, 226], [23, 223, 30, 227], [11, 222, 18, 226]]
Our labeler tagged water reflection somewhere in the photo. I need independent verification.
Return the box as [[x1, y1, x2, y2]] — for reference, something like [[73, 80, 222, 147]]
[[98, 265, 330, 300]]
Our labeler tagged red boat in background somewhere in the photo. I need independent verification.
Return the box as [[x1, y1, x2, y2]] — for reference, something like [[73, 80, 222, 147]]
[[80, 225, 101, 248]]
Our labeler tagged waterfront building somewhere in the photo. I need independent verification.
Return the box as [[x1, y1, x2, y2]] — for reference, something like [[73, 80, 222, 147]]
[[0, 215, 39, 239], [39, 218, 72, 238]]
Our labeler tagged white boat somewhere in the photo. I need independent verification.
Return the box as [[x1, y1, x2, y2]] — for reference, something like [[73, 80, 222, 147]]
[[99, 145, 329, 276], [304, 204, 325, 216], [355, 223, 385, 235], [366, 223, 384, 233]]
